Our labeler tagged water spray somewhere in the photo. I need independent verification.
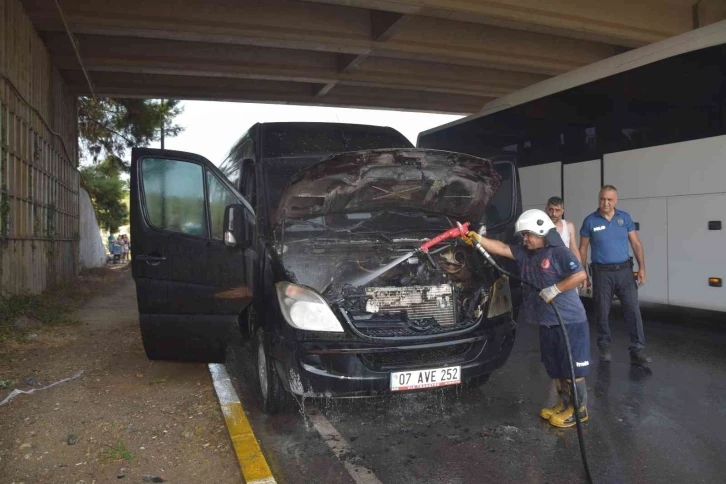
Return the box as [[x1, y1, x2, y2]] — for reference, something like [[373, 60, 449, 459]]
[[350, 222, 470, 287]]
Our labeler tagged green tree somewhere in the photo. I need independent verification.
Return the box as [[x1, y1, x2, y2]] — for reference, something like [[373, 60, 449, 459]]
[[80, 157, 128, 233], [78, 98, 184, 232], [78, 98, 184, 168]]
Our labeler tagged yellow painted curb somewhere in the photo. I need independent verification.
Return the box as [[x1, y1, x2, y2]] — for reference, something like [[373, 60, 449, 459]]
[[209, 364, 277, 484]]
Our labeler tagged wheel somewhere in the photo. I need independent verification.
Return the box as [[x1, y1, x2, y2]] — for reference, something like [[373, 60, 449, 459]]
[[255, 328, 291, 414]]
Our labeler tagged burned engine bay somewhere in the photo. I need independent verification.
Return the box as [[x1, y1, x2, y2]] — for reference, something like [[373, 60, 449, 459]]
[[272, 148, 506, 337], [279, 239, 499, 337]]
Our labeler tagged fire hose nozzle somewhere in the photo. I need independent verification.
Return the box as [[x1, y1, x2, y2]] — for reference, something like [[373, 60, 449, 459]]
[[419, 221, 470, 253]]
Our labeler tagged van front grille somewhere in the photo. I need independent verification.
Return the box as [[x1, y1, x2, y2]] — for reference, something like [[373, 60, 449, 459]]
[[364, 284, 457, 327]]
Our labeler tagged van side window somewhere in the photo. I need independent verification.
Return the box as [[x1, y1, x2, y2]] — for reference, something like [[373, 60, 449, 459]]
[[207, 171, 240, 240], [140, 158, 207, 237]]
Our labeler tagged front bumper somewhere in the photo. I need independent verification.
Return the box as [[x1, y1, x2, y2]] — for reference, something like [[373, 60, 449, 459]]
[[268, 316, 516, 397]]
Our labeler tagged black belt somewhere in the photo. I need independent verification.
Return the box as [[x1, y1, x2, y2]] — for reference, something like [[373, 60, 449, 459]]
[[590, 258, 633, 271]]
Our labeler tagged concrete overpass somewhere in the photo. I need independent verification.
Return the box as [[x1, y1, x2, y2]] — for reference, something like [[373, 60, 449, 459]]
[[21, 0, 726, 113], [1, 0, 725, 294]]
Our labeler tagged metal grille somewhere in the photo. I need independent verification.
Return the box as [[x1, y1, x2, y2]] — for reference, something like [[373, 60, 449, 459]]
[[362, 343, 471, 369], [358, 320, 478, 338], [365, 284, 457, 326]]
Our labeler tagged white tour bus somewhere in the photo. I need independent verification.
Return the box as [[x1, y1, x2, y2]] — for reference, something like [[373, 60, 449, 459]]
[[418, 20, 726, 312]]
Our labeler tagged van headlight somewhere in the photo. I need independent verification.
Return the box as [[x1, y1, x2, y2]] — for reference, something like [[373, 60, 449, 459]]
[[275, 282, 345, 333]]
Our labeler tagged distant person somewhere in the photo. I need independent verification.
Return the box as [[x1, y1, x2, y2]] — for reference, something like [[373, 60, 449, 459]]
[[545, 197, 580, 263], [579, 185, 651, 366], [112, 239, 122, 264], [120, 235, 130, 262]]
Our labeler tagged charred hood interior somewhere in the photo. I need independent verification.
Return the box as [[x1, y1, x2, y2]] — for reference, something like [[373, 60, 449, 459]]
[[273, 149, 507, 337], [275, 149, 502, 224]]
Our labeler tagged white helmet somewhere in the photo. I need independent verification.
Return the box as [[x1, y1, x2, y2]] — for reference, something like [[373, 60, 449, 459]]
[[515, 209, 555, 236]]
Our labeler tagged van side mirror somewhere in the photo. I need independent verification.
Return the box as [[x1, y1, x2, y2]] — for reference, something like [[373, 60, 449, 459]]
[[223, 204, 250, 248]]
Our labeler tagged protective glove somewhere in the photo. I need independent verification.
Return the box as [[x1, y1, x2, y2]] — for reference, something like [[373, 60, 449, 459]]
[[539, 284, 561, 303], [465, 231, 483, 245]]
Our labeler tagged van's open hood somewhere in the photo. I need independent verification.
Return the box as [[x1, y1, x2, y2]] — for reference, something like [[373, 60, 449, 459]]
[[274, 149, 502, 223]]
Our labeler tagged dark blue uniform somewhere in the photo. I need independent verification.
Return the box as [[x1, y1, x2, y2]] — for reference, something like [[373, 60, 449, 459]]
[[511, 245, 590, 379], [581, 209, 645, 351]]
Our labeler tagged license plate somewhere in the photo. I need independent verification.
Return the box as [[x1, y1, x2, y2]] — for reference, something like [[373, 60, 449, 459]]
[[390, 366, 461, 391]]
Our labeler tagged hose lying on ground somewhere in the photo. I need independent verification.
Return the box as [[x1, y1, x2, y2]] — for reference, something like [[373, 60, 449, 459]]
[[471, 239, 594, 484]]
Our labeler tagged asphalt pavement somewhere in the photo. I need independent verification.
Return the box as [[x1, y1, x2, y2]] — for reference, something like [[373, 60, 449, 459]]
[[226, 304, 726, 483]]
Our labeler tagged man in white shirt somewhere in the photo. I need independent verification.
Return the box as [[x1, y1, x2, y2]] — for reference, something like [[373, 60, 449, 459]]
[[545, 197, 581, 264]]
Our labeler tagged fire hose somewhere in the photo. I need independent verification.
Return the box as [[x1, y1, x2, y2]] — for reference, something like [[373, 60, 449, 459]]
[[350, 222, 593, 482], [464, 226, 593, 484]]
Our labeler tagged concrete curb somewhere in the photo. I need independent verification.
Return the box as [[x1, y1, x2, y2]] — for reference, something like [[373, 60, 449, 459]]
[[209, 363, 277, 484]]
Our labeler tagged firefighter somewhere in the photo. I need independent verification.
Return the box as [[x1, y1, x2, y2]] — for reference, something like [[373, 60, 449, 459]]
[[467, 209, 590, 427]]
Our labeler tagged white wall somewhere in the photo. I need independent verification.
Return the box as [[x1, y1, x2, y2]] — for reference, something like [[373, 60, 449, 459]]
[[79, 188, 107, 269]]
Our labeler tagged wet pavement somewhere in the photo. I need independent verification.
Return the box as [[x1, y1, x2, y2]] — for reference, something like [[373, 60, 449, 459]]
[[226, 305, 726, 483]]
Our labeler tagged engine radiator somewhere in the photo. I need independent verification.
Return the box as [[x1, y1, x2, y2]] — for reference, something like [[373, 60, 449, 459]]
[[364, 284, 456, 326]]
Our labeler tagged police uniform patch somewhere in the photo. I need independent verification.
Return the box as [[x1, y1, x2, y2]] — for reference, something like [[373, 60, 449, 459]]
[[617, 218, 624, 226], [541, 258, 551, 269]]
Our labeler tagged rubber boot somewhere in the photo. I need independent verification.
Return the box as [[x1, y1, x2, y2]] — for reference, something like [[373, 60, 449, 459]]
[[599, 345, 611, 362], [630, 349, 652, 366], [540, 379, 569, 420], [549, 378, 589, 428]]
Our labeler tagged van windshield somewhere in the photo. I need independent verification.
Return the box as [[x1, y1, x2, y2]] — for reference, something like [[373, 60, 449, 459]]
[[261, 124, 412, 158], [260, 125, 414, 225]]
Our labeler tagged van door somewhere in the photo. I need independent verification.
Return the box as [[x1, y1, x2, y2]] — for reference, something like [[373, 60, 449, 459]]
[[130, 148, 254, 362]]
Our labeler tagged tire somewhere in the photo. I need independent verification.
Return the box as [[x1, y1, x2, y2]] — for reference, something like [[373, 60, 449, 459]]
[[255, 328, 291, 414]]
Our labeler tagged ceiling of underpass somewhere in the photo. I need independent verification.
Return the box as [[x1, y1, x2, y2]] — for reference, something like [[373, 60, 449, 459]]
[[22, 0, 726, 113]]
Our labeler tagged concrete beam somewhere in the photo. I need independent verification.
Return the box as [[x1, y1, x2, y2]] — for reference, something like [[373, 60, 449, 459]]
[[24, 0, 620, 75], [337, 53, 369, 73], [301, 0, 693, 47], [370, 10, 409, 41], [60, 70, 491, 113], [314, 82, 338, 98], [45, 33, 548, 97], [695, 0, 726, 27]]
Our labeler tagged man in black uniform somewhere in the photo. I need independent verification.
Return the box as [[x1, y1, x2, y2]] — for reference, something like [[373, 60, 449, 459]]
[[468, 209, 589, 428]]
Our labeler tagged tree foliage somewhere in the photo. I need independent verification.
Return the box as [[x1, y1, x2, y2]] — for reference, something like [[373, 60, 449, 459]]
[[80, 158, 129, 233], [78, 97, 184, 233], [78, 97, 184, 169]]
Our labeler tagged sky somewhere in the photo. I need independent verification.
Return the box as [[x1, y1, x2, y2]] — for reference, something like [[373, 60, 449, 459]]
[[150, 101, 463, 166]]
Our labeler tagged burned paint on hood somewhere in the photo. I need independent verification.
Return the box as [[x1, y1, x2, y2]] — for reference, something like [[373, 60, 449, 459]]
[[274, 149, 502, 224]]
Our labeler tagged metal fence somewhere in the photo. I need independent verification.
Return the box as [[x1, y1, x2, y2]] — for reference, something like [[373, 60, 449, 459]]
[[1, 0, 79, 295]]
